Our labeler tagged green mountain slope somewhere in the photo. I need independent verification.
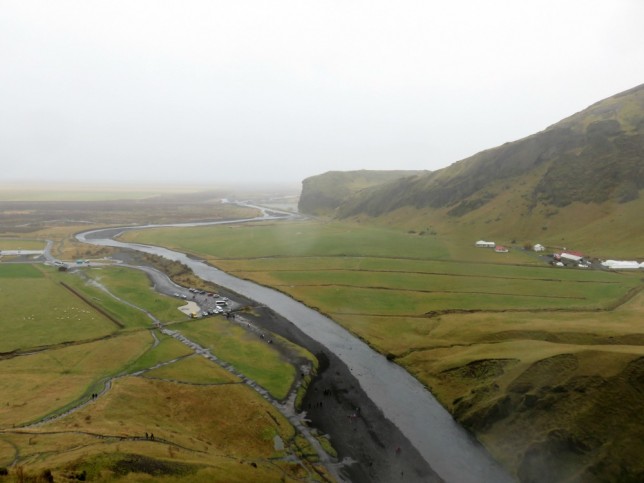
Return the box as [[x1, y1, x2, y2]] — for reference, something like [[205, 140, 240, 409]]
[[298, 169, 427, 215], [333, 84, 644, 255]]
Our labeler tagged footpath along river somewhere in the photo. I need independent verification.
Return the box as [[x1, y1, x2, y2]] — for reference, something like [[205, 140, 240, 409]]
[[77, 217, 513, 483]]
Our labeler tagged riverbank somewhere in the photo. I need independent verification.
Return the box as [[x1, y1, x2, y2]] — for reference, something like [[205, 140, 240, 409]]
[[244, 304, 441, 483], [117, 249, 439, 482], [79, 223, 514, 483]]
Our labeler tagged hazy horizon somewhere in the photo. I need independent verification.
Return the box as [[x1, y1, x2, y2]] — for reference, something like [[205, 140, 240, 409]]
[[2, 1, 643, 185]]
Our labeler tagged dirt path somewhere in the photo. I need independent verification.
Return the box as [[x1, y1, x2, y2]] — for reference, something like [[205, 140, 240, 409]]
[[100, 257, 441, 482], [39, 265, 345, 482]]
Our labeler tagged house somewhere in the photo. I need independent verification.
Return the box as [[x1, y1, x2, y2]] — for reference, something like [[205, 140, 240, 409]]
[[495, 245, 509, 253], [475, 240, 496, 248], [533, 244, 545, 252], [559, 250, 584, 263]]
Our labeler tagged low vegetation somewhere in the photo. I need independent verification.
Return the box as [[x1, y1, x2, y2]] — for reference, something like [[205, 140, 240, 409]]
[[0, 331, 152, 427], [0, 265, 118, 352], [137, 252, 221, 294], [124, 218, 644, 481], [173, 318, 297, 400], [298, 169, 425, 215], [0, 256, 325, 481], [319, 84, 644, 258]]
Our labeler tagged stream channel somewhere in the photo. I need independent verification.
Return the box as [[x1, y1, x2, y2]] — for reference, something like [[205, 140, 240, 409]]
[[76, 211, 513, 483]]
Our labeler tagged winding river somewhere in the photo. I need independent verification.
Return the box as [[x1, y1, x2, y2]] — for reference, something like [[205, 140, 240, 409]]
[[77, 213, 513, 483]]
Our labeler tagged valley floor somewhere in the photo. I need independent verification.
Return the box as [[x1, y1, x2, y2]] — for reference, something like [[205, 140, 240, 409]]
[[119, 218, 644, 482]]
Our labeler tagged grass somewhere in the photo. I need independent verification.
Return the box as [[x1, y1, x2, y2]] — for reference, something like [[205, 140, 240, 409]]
[[0, 263, 44, 278], [82, 267, 187, 325], [0, 267, 119, 353], [173, 318, 296, 400], [0, 331, 152, 427], [122, 218, 644, 480], [121, 220, 452, 260], [144, 354, 240, 385], [123, 332, 194, 375], [15, 376, 315, 482], [43, 377, 294, 456], [58, 273, 153, 330]]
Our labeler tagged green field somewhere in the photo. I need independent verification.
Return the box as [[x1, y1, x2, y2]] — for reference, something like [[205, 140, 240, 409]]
[[122, 218, 644, 481], [121, 220, 641, 322], [0, 266, 119, 353], [144, 354, 240, 384], [0, 260, 324, 481], [122, 220, 452, 259], [173, 318, 297, 400], [81, 267, 188, 325], [0, 263, 44, 278], [0, 331, 152, 427]]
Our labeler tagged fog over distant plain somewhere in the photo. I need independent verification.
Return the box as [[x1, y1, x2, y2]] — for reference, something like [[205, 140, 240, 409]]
[[2, 1, 643, 186]]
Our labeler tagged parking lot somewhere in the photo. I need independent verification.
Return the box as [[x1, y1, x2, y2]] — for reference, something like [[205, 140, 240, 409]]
[[173, 287, 238, 318]]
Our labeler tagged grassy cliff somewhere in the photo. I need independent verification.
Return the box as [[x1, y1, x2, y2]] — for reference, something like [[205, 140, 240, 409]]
[[332, 84, 644, 256], [298, 169, 426, 215]]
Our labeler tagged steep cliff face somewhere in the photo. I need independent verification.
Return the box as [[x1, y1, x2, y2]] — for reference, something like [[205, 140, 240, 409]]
[[298, 169, 426, 215], [335, 84, 644, 218]]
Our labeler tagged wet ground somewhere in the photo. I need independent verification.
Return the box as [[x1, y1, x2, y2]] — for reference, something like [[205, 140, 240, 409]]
[[81, 227, 513, 483], [217, 299, 441, 483], [114, 250, 439, 482]]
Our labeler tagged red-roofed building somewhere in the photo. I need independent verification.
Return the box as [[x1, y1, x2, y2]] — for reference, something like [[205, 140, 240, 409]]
[[558, 250, 584, 262]]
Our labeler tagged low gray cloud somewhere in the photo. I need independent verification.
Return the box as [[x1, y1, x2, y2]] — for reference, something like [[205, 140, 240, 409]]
[[1, 0, 643, 185]]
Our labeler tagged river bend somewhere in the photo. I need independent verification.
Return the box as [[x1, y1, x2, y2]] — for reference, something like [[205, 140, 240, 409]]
[[77, 219, 513, 483]]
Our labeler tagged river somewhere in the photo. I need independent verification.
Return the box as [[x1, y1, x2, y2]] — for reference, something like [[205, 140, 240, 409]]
[[76, 216, 514, 483]]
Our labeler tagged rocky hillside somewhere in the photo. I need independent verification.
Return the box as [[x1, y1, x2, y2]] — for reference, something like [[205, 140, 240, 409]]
[[330, 84, 644, 254], [298, 170, 426, 216]]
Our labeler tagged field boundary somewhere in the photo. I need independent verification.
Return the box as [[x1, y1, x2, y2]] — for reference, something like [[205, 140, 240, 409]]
[[59, 281, 125, 329]]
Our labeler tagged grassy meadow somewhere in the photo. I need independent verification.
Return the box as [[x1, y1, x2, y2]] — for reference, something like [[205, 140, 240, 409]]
[[80, 267, 188, 326], [122, 218, 644, 481], [0, 265, 119, 352], [172, 318, 297, 400], [2, 378, 327, 482], [144, 354, 240, 385], [0, 258, 325, 481], [0, 331, 152, 427]]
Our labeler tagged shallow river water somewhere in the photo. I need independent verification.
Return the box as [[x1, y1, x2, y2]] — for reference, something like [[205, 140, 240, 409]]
[[77, 219, 513, 483]]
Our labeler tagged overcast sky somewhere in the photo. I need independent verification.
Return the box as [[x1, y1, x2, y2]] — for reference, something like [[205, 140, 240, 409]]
[[1, 1, 643, 186]]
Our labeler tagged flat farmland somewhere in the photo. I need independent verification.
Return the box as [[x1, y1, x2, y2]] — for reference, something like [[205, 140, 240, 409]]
[[0, 331, 152, 426], [173, 318, 298, 400], [120, 220, 641, 327], [121, 220, 452, 259], [0, 258, 327, 481], [122, 219, 644, 480], [144, 354, 240, 384], [0, 265, 119, 352], [80, 267, 188, 325]]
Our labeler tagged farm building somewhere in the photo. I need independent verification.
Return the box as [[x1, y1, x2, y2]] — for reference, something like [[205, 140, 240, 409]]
[[495, 245, 509, 253], [558, 250, 584, 263], [475, 240, 496, 248], [601, 260, 641, 269], [533, 244, 545, 252]]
